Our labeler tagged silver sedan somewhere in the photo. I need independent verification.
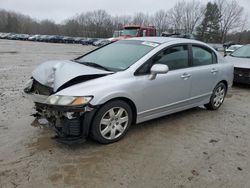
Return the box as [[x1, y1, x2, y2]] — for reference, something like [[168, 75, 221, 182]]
[[24, 37, 234, 144]]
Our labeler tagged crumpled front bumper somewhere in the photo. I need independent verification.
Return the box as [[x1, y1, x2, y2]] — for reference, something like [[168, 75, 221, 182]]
[[24, 92, 49, 104], [52, 109, 97, 144], [23, 91, 97, 144]]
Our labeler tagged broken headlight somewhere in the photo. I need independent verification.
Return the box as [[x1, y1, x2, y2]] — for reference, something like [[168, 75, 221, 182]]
[[45, 95, 92, 106]]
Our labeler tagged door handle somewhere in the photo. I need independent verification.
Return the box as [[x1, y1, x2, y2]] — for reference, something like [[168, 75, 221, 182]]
[[211, 68, 218, 74], [181, 73, 191, 79]]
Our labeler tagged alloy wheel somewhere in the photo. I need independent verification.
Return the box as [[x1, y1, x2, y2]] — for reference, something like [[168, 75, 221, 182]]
[[213, 86, 225, 108], [99, 107, 129, 140]]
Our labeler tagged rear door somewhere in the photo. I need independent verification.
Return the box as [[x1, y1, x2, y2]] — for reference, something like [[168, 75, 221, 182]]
[[189, 45, 219, 104]]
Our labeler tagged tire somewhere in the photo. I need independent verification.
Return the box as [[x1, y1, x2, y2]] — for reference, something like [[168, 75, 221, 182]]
[[205, 82, 227, 110], [91, 100, 133, 144]]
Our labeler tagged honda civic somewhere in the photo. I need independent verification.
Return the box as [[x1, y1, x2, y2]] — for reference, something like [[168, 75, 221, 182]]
[[24, 37, 234, 144]]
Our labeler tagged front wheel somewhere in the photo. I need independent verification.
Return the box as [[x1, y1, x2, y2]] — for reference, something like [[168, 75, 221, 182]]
[[91, 100, 132, 144], [205, 82, 227, 110]]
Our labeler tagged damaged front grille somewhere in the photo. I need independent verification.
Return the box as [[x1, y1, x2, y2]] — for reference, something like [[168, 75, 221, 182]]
[[31, 79, 53, 95]]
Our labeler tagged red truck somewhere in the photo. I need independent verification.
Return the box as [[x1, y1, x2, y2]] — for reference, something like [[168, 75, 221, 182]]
[[110, 25, 157, 42]]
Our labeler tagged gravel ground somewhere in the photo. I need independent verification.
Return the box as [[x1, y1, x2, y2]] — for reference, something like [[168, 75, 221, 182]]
[[0, 39, 250, 188]]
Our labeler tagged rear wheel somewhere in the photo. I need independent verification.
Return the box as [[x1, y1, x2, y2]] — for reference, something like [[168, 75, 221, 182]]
[[91, 100, 132, 144], [205, 82, 226, 110]]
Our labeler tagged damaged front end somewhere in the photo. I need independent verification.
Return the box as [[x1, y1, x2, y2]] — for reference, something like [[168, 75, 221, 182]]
[[34, 101, 97, 144], [24, 78, 98, 144], [23, 60, 112, 144]]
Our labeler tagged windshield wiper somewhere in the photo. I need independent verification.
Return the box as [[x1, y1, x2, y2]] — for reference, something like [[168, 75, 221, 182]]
[[75, 61, 111, 71]]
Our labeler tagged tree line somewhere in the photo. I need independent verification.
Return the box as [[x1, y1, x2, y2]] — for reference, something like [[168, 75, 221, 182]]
[[0, 0, 249, 43]]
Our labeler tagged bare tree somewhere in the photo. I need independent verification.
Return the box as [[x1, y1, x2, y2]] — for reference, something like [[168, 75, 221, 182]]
[[216, 0, 244, 43], [63, 19, 81, 36], [133, 12, 150, 25], [112, 15, 132, 30], [168, 0, 205, 34], [183, 0, 205, 33], [237, 13, 249, 43], [0, 9, 8, 32], [152, 10, 168, 34], [0, 4, 249, 42], [168, 1, 184, 33]]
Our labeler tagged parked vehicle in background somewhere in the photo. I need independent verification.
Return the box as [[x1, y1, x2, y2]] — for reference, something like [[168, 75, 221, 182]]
[[46, 35, 58, 43], [0, 33, 4, 38], [74, 37, 86, 44], [223, 41, 235, 55], [62, 36, 75, 43], [0, 32, 107, 46], [161, 32, 195, 39], [207, 43, 224, 52], [93, 39, 111, 46], [0, 33, 11, 39], [43, 35, 54, 43], [37, 35, 48, 42], [225, 45, 243, 54], [81, 38, 99, 45], [223, 41, 235, 49], [110, 25, 157, 42], [225, 45, 250, 84], [28, 34, 40, 41], [113, 30, 123, 38], [6, 33, 18, 40], [18, 34, 30, 40], [24, 37, 233, 144], [107, 30, 123, 42]]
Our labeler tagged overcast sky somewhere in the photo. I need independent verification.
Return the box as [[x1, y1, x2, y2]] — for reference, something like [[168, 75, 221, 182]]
[[0, 0, 249, 23]]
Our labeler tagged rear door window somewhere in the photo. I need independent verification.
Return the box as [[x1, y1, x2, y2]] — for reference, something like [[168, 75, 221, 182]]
[[192, 46, 216, 66]]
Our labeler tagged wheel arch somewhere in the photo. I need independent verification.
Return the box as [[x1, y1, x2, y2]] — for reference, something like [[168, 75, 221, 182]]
[[100, 97, 137, 125], [218, 80, 228, 91]]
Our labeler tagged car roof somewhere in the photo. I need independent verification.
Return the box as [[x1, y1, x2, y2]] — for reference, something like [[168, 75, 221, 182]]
[[128, 37, 199, 44]]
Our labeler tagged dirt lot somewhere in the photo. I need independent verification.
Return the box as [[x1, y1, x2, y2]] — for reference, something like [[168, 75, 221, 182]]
[[0, 39, 250, 188]]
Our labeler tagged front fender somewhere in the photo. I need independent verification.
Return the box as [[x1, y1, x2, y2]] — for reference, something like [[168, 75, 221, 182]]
[[90, 91, 135, 106]]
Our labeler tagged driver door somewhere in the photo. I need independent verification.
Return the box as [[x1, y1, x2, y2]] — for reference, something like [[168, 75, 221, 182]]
[[134, 45, 192, 122]]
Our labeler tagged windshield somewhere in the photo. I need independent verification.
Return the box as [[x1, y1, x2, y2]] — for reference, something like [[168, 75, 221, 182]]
[[231, 45, 250, 58], [75, 40, 157, 71], [122, 29, 139, 37]]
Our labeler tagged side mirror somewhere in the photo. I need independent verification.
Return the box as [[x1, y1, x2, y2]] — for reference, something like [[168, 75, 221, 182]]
[[149, 64, 169, 80]]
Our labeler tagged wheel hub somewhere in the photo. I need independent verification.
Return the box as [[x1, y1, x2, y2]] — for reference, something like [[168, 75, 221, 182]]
[[99, 107, 129, 140], [213, 86, 225, 108]]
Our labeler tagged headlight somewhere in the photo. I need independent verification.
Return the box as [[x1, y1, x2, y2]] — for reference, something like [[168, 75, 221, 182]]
[[45, 95, 92, 106]]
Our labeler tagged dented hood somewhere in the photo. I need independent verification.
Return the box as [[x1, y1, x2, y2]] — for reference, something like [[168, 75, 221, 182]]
[[32, 60, 112, 91]]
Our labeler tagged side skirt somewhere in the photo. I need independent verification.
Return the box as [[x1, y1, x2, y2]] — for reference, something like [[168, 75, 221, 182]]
[[136, 99, 209, 124]]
